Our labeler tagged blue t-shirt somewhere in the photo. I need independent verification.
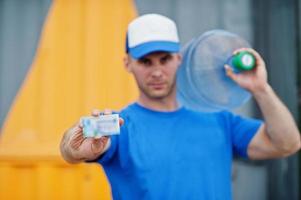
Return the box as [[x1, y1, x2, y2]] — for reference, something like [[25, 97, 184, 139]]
[[93, 103, 262, 200]]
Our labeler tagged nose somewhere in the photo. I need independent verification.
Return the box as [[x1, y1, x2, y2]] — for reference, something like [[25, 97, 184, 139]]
[[151, 68, 163, 78]]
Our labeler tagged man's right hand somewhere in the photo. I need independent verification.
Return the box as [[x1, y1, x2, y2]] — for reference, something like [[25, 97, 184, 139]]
[[60, 109, 124, 164]]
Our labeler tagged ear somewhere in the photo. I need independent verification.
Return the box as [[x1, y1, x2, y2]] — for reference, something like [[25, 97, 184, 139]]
[[123, 55, 132, 73], [176, 53, 182, 67]]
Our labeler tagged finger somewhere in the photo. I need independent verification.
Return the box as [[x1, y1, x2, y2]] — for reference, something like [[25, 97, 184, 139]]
[[237, 48, 264, 63], [103, 108, 112, 115], [72, 129, 84, 140], [77, 121, 84, 128], [92, 136, 108, 146], [233, 47, 258, 57], [224, 64, 239, 82], [70, 134, 85, 149], [248, 50, 265, 66], [93, 136, 109, 143], [243, 48, 261, 58], [71, 137, 84, 150], [69, 124, 83, 140], [119, 118, 124, 126], [233, 47, 248, 55], [233, 48, 265, 69], [91, 109, 101, 117], [224, 64, 232, 73], [69, 128, 84, 149], [69, 124, 82, 135], [91, 137, 109, 153], [63, 124, 81, 143]]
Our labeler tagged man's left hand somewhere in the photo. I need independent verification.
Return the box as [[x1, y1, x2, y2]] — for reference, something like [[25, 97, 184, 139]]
[[224, 48, 268, 94]]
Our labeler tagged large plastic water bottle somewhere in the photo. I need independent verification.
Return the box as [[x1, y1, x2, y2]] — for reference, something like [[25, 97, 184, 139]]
[[176, 30, 255, 112]]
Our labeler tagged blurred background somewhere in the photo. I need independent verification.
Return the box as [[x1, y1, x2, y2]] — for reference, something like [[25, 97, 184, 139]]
[[0, 0, 300, 199]]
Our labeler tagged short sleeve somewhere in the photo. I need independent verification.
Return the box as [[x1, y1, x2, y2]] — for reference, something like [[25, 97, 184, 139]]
[[223, 111, 263, 158], [97, 135, 118, 164]]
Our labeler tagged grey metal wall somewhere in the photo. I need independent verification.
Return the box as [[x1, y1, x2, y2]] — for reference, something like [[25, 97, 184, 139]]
[[253, 0, 299, 199], [0, 0, 52, 128], [135, 0, 299, 200], [136, 0, 254, 45]]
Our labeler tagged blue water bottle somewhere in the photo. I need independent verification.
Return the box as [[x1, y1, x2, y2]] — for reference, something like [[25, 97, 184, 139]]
[[177, 30, 254, 112]]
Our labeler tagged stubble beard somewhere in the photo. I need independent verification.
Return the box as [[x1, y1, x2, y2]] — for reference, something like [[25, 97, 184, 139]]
[[138, 77, 177, 100]]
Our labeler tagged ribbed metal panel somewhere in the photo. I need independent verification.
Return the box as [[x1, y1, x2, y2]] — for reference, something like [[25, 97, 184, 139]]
[[0, 0, 52, 128], [253, 0, 299, 199], [0, 0, 137, 199]]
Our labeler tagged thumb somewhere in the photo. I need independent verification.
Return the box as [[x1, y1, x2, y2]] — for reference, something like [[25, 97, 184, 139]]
[[119, 118, 124, 126], [91, 136, 109, 154], [224, 64, 239, 82]]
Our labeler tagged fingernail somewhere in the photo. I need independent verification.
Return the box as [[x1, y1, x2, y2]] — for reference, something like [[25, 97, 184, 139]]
[[104, 109, 111, 115]]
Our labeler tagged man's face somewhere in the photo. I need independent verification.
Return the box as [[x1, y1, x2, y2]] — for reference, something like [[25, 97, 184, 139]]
[[125, 52, 182, 100]]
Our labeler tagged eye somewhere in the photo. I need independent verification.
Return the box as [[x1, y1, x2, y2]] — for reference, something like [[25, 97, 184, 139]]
[[160, 54, 172, 64], [138, 58, 152, 66]]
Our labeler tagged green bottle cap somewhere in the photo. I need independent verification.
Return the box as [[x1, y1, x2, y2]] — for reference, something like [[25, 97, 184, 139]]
[[232, 51, 255, 71]]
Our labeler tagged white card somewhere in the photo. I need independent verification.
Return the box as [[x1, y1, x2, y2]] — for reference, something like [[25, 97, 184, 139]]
[[80, 114, 120, 138]]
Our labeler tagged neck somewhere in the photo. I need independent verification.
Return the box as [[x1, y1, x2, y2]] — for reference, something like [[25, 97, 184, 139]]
[[137, 92, 179, 112]]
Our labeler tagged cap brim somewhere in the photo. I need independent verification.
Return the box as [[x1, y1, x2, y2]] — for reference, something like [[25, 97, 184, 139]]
[[129, 41, 180, 59]]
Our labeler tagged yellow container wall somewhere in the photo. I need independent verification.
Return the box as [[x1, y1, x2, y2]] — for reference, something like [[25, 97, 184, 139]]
[[0, 0, 137, 199]]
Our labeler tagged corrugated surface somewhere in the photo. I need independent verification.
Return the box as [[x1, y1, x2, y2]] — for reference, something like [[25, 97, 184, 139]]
[[0, 0, 137, 199], [0, 0, 52, 127]]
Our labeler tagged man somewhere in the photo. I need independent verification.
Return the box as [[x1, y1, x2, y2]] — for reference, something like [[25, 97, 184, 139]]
[[60, 14, 301, 199]]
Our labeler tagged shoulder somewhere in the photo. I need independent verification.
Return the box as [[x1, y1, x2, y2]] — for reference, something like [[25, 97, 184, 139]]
[[118, 103, 136, 119]]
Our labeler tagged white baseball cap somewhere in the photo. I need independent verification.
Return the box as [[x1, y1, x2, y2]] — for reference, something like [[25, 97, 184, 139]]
[[126, 14, 180, 59]]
